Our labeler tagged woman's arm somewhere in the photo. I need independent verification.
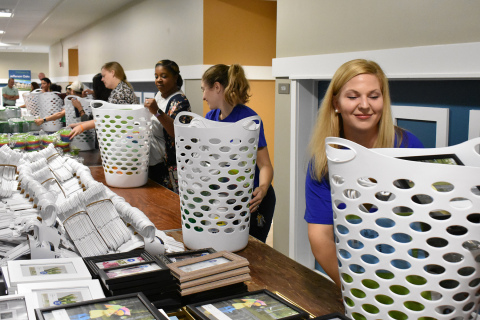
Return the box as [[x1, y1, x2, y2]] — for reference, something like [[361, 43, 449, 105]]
[[68, 119, 95, 139], [34, 110, 66, 125], [249, 146, 274, 213], [308, 223, 341, 287], [145, 99, 175, 137]]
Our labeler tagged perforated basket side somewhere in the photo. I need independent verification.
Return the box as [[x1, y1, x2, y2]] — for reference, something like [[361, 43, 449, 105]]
[[326, 137, 480, 320], [92, 101, 152, 188], [64, 96, 95, 150], [39, 92, 64, 132], [175, 112, 261, 252]]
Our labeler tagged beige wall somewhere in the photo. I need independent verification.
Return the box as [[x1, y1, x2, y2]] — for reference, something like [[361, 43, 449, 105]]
[[0, 52, 49, 82], [277, 0, 480, 58], [49, 0, 203, 79]]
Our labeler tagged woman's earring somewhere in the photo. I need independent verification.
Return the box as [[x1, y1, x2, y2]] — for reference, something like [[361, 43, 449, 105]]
[[335, 109, 339, 113]]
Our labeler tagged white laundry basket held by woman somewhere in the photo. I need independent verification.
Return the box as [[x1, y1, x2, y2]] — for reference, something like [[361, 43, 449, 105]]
[[92, 100, 152, 188], [174, 111, 261, 252], [64, 96, 95, 151], [325, 137, 480, 320], [38, 92, 64, 132], [24, 89, 42, 117]]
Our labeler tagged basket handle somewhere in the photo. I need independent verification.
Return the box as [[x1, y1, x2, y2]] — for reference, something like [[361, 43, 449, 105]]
[[240, 115, 261, 131], [89, 100, 106, 109], [325, 137, 358, 163], [174, 111, 207, 128], [32, 89, 42, 93]]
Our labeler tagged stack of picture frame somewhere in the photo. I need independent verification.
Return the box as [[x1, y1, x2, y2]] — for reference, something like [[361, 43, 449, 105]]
[[158, 247, 217, 265], [168, 251, 251, 299], [3, 257, 92, 295], [17, 279, 105, 320], [83, 249, 181, 311]]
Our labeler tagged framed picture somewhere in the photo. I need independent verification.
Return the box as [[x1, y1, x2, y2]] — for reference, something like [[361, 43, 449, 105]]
[[7, 258, 91, 287], [160, 248, 216, 264], [186, 289, 309, 320], [97, 260, 169, 286], [83, 249, 158, 277], [312, 313, 351, 320], [168, 251, 249, 282], [397, 153, 464, 165], [17, 280, 105, 320], [35, 292, 169, 320], [0, 294, 31, 320]]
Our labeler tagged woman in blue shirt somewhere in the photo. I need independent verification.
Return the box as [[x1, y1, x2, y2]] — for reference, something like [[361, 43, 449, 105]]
[[305, 59, 423, 287], [201, 64, 275, 243]]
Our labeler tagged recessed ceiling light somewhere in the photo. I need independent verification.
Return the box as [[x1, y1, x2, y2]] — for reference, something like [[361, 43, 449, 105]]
[[0, 9, 13, 18], [0, 31, 4, 34]]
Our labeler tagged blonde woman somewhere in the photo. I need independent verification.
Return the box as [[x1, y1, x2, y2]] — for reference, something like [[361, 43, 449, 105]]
[[201, 64, 275, 243], [69, 62, 137, 138], [305, 59, 423, 287]]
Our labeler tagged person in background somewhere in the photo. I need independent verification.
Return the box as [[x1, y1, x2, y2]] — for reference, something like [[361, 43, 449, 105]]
[[305, 59, 424, 287], [66, 84, 72, 96], [201, 64, 276, 243], [19, 82, 41, 108], [30, 82, 40, 91], [69, 62, 137, 138], [81, 73, 112, 101], [38, 72, 46, 80], [2, 78, 19, 107], [144, 59, 191, 192], [41, 78, 52, 92]]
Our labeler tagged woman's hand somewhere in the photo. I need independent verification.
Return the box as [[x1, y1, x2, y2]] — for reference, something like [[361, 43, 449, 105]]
[[72, 98, 82, 110], [82, 89, 93, 97], [144, 98, 159, 115], [249, 186, 268, 213], [68, 123, 83, 139], [34, 118, 44, 125]]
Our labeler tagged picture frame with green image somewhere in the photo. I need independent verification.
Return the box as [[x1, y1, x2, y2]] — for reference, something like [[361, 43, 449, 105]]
[[186, 289, 309, 320], [36, 292, 168, 320]]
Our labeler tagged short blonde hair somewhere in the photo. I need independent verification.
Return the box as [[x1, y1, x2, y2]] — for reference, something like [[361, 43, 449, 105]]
[[309, 59, 400, 180]]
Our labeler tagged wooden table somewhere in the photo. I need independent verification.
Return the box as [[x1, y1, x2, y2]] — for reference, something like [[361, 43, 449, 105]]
[[88, 165, 344, 316]]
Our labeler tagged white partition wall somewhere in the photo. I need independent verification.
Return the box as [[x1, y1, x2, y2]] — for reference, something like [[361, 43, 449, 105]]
[[469, 110, 480, 140], [273, 42, 480, 270], [392, 105, 450, 147]]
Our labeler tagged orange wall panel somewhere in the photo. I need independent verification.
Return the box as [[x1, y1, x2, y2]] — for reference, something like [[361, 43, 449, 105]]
[[204, 0, 276, 66]]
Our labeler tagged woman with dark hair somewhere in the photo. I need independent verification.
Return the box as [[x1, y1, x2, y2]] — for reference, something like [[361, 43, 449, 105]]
[[30, 82, 40, 91], [144, 59, 191, 192]]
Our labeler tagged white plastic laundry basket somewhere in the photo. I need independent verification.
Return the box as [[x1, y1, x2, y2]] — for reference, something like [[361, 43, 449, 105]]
[[24, 89, 42, 117], [174, 111, 261, 252], [64, 96, 95, 151], [92, 100, 152, 188], [326, 137, 480, 320], [38, 92, 64, 132]]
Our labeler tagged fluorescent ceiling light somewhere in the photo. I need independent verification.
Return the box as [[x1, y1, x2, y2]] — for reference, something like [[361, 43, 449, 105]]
[[0, 43, 11, 46], [0, 31, 4, 34], [0, 9, 12, 18]]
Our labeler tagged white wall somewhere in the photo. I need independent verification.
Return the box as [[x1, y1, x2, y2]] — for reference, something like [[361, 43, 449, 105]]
[[49, 0, 203, 82], [0, 52, 49, 83]]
